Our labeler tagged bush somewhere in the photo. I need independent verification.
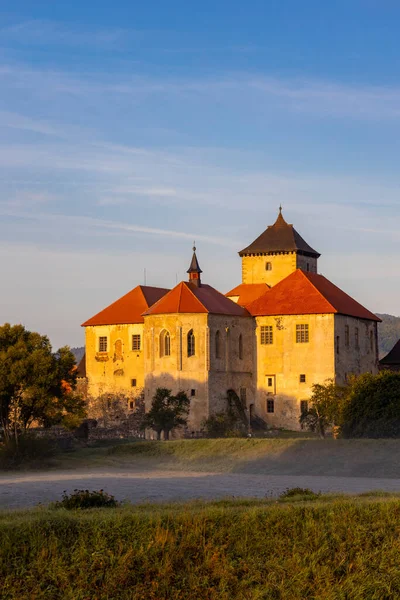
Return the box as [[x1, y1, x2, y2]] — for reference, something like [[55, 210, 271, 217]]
[[53, 489, 120, 509], [201, 412, 245, 438], [0, 435, 57, 469], [279, 487, 320, 501], [341, 371, 400, 438]]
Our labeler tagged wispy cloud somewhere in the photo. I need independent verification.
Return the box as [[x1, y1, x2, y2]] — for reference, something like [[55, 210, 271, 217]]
[[0, 20, 132, 49]]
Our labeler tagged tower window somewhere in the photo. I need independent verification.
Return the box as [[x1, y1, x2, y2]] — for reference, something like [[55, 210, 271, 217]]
[[238, 334, 243, 360], [355, 327, 359, 350], [306, 263, 310, 272], [260, 325, 273, 344], [187, 330, 195, 357], [345, 325, 350, 348], [132, 334, 141, 351], [267, 377, 273, 387], [98, 336, 108, 352], [160, 330, 171, 357], [299, 374, 306, 383], [191, 389, 196, 397], [336, 336, 340, 355], [131, 379, 137, 387], [266, 262, 272, 271], [370, 330, 374, 352], [267, 399, 275, 413], [129, 401, 134, 410], [215, 330, 221, 358], [296, 324, 309, 343]]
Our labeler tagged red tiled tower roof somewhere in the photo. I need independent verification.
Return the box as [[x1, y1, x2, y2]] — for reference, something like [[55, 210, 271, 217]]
[[143, 281, 249, 316], [247, 269, 380, 321], [81, 285, 170, 327], [225, 283, 270, 307], [239, 209, 320, 257]]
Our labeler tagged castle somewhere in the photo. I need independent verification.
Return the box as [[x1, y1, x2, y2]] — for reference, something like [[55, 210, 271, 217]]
[[81, 209, 379, 432]]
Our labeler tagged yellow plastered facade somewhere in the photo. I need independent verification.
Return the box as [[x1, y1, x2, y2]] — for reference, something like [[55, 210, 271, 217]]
[[85, 323, 145, 403], [241, 252, 318, 287]]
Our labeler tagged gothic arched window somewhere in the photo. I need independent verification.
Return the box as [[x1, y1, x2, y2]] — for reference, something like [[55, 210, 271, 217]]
[[187, 329, 195, 357], [160, 329, 171, 357], [239, 334, 243, 360], [215, 330, 221, 359]]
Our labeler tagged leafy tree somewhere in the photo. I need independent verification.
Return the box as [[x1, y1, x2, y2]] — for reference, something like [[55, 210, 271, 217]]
[[341, 371, 400, 438], [0, 323, 85, 441], [141, 388, 190, 440], [300, 379, 346, 438]]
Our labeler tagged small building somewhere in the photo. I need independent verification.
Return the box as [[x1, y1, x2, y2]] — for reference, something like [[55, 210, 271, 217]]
[[379, 340, 400, 372]]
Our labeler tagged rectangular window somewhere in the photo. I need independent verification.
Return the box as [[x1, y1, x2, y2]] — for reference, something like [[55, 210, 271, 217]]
[[191, 389, 196, 397], [267, 399, 275, 413], [260, 325, 273, 345], [267, 377, 273, 387], [296, 324, 309, 343], [129, 401, 134, 410], [266, 262, 272, 271], [240, 387, 247, 407], [336, 335, 340, 355], [345, 325, 350, 347], [299, 374, 306, 383], [370, 330, 374, 352], [131, 378, 137, 387], [355, 327, 359, 349], [132, 334, 141, 351], [300, 400, 308, 414], [98, 336, 108, 352]]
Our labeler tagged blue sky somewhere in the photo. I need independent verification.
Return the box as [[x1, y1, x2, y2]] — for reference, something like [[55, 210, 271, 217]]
[[1, 1, 400, 349]]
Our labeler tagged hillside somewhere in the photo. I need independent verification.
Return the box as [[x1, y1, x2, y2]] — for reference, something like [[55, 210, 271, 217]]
[[376, 314, 400, 358], [70, 346, 85, 363]]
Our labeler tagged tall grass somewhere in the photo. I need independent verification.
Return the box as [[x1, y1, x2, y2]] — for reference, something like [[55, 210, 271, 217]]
[[1, 498, 400, 599]]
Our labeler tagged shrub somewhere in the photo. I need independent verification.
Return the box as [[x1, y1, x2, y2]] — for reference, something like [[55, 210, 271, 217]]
[[0, 434, 57, 469], [201, 412, 245, 438], [53, 489, 120, 509], [279, 487, 320, 501], [341, 371, 400, 438]]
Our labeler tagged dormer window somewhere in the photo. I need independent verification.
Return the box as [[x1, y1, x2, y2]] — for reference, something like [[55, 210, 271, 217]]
[[266, 262, 272, 271]]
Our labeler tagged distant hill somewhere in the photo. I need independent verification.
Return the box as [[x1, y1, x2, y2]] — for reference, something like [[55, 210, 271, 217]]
[[68, 317, 400, 364], [377, 314, 400, 359], [71, 346, 85, 364]]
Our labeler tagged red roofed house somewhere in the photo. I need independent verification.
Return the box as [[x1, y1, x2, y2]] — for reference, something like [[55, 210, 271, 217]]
[[81, 209, 379, 433]]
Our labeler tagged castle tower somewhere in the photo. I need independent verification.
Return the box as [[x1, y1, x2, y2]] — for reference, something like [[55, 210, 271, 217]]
[[187, 245, 202, 287], [239, 208, 320, 286]]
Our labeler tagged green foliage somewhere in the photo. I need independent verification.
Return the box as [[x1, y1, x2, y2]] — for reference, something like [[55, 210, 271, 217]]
[[0, 434, 57, 469], [300, 379, 346, 438], [341, 371, 400, 438], [2, 499, 400, 598], [279, 487, 320, 501], [201, 412, 244, 438], [53, 489, 119, 510], [0, 323, 86, 440], [141, 388, 190, 439]]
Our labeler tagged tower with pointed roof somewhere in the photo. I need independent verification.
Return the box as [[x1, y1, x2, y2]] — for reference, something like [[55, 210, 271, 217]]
[[239, 208, 320, 287], [187, 245, 202, 287]]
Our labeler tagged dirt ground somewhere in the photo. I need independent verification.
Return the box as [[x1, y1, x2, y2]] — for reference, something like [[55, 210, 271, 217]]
[[2, 468, 400, 509]]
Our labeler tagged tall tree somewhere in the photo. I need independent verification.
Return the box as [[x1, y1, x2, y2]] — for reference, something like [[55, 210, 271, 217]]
[[141, 388, 190, 440], [0, 323, 85, 440], [300, 379, 346, 438]]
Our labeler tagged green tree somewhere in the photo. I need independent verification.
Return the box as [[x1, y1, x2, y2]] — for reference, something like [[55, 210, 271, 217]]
[[0, 323, 85, 441], [141, 388, 190, 440], [341, 371, 400, 438], [300, 379, 346, 438]]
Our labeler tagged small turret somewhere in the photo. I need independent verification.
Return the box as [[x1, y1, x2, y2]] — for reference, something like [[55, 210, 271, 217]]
[[187, 245, 202, 287]]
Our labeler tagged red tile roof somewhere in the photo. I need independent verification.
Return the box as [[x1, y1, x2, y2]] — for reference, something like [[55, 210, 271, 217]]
[[144, 281, 249, 316], [239, 210, 320, 257], [226, 283, 270, 307], [81, 285, 170, 327], [247, 270, 380, 321]]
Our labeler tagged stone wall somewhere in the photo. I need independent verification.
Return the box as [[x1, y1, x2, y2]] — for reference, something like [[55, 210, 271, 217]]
[[241, 253, 318, 287]]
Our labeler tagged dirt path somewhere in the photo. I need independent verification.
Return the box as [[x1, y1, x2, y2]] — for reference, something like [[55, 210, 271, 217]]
[[2, 469, 400, 509]]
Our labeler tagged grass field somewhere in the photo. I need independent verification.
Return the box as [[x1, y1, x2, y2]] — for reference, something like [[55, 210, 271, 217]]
[[1, 495, 400, 599], [45, 437, 400, 478]]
